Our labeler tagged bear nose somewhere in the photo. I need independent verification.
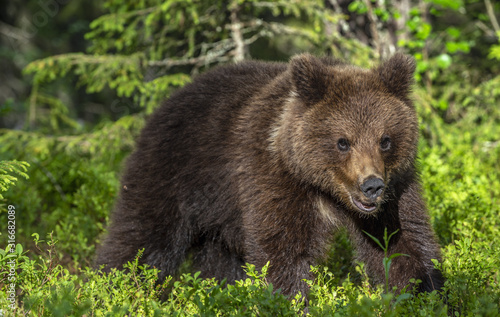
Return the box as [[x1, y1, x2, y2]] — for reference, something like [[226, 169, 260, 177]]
[[360, 177, 385, 200]]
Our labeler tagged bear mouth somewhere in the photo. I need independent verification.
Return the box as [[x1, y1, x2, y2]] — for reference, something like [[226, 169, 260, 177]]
[[351, 197, 378, 213]]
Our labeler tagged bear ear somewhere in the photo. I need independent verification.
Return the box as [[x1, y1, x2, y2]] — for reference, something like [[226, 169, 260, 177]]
[[290, 53, 330, 106], [378, 53, 416, 99]]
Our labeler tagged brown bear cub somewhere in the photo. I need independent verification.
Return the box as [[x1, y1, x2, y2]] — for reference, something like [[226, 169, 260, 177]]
[[96, 53, 443, 297]]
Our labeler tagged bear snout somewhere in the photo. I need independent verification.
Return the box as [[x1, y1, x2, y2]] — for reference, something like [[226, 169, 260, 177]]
[[360, 177, 385, 200]]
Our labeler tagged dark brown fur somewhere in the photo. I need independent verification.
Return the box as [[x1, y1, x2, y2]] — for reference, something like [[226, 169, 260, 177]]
[[96, 53, 443, 297]]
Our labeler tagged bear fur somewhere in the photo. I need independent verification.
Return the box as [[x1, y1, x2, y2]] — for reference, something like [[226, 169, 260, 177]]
[[96, 53, 443, 297]]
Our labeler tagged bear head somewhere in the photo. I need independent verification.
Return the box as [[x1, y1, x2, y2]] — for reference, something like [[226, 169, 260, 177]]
[[271, 53, 419, 215]]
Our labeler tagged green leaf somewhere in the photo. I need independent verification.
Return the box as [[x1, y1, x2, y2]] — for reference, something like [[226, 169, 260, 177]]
[[446, 27, 461, 39], [436, 54, 452, 69], [488, 45, 500, 60], [15, 243, 23, 254], [426, 0, 462, 10], [394, 292, 413, 305], [363, 230, 385, 250], [446, 41, 470, 54], [388, 253, 410, 260]]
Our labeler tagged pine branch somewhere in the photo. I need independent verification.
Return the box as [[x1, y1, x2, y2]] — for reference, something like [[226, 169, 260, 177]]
[[0, 160, 30, 199]]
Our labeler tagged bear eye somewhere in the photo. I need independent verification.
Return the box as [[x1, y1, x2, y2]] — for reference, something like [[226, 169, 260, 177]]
[[337, 138, 350, 152], [380, 135, 391, 151]]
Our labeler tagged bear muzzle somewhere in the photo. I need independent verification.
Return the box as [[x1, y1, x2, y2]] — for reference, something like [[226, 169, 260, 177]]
[[351, 177, 385, 213]]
